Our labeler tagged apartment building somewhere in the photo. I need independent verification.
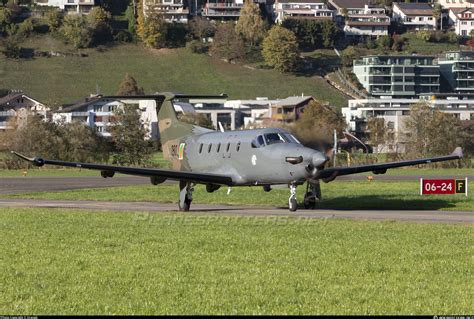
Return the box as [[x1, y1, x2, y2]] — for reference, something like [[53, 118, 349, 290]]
[[273, 0, 334, 24], [201, 0, 269, 20], [142, 0, 189, 23], [343, 5, 390, 38], [353, 55, 440, 97], [34, 0, 96, 14], [392, 3, 437, 31], [342, 94, 474, 151], [53, 95, 161, 140], [439, 51, 474, 93]]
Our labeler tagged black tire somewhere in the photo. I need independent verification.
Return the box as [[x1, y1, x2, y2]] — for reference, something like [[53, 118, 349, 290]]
[[304, 192, 316, 209], [289, 198, 297, 212], [179, 197, 192, 212]]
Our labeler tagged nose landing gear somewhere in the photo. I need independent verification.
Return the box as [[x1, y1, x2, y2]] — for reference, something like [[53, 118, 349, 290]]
[[179, 181, 194, 211], [289, 184, 297, 211]]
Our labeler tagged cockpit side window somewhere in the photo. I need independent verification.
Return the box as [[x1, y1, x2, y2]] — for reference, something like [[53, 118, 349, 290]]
[[264, 133, 287, 145], [251, 135, 265, 148]]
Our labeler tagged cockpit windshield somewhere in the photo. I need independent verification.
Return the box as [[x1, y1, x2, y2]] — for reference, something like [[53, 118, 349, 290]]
[[251, 133, 301, 148]]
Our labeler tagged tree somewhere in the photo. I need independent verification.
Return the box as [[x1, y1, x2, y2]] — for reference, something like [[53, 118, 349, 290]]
[[235, 0, 267, 47], [262, 25, 298, 72], [288, 100, 346, 150], [59, 14, 92, 49], [404, 102, 460, 158], [210, 22, 244, 63], [320, 20, 339, 48], [124, 4, 136, 36], [0, 7, 12, 35], [109, 104, 151, 166], [1, 35, 20, 58], [366, 117, 387, 153], [46, 8, 63, 32], [139, 12, 167, 48], [116, 73, 145, 96], [189, 16, 215, 41], [87, 6, 111, 28], [433, 3, 443, 31]]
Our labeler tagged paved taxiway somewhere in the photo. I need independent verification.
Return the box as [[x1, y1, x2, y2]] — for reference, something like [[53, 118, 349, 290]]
[[1, 175, 473, 195], [0, 198, 472, 224]]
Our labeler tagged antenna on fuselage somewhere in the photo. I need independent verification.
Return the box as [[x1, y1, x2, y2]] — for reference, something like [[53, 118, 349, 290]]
[[218, 122, 225, 133]]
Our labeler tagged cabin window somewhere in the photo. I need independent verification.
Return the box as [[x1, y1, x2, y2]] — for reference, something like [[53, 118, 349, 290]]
[[236, 142, 241, 152], [226, 143, 230, 152], [217, 143, 221, 153], [199, 143, 203, 153], [251, 135, 265, 148], [208, 144, 212, 153]]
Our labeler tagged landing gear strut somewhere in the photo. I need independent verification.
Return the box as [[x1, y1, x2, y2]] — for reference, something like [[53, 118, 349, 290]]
[[289, 184, 297, 212], [304, 181, 321, 209], [179, 181, 194, 211]]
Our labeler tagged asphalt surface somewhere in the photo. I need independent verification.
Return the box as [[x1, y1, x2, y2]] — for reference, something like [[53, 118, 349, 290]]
[[1, 175, 473, 195], [0, 176, 472, 224], [0, 198, 472, 223]]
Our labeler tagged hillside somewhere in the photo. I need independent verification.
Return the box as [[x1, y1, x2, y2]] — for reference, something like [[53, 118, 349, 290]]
[[0, 35, 348, 108]]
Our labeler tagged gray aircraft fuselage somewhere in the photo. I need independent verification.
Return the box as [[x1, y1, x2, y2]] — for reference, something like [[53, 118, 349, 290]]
[[175, 127, 328, 186]]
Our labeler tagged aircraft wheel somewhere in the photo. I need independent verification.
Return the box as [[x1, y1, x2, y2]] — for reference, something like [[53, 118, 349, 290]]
[[179, 197, 192, 211], [289, 198, 297, 212], [303, 192, 316, 209]]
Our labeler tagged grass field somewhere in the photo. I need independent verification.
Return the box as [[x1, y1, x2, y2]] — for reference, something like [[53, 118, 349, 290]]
[[3, 179, 473, 211], [403, 33, 461, 55], [0, 35, 348, 108], [1, 208, 472, 315]]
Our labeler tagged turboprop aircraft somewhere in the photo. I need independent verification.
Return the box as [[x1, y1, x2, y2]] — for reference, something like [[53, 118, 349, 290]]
[[12, 92, 464, 212]]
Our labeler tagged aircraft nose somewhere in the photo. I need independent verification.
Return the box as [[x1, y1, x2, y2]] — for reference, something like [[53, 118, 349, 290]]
[[312, 152, 329, 168]]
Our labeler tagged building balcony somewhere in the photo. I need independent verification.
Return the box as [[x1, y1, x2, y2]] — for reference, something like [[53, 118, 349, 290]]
[[207, 3, 244, 8]]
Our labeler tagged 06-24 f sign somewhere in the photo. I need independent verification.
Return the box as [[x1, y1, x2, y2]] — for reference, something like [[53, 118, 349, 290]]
[[420, 178, 468, 196]]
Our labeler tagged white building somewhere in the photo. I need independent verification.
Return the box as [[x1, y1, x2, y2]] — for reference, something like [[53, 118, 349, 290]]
[[392, 2, 437, 31], [142, 0, 189, 23], [437, 0, 474, 9], [344, 5, 390, 39], [449, 7, 474, 36], [342, 95, 474, 152], [0, 92, 47, 132], [273, 0, 334, 24], [33, 0, 96, 14], [53, 95, 165, 140]]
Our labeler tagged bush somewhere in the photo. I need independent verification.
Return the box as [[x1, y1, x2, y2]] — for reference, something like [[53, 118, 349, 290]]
[[114, 30, 133, 42], [186, 39, 208, 54], [416, 30, 431, 42]]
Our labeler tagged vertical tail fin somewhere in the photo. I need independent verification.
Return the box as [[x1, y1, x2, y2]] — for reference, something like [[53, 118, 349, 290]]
[[157, 93, 195, 146]]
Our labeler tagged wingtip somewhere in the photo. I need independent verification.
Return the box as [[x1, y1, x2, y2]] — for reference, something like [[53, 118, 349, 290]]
[[452, 147, 463, 159]]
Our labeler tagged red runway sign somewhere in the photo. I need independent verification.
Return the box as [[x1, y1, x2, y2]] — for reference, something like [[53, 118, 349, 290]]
[[420, 178, 468, 196]]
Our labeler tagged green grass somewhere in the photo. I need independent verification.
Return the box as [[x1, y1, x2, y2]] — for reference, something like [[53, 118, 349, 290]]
[[0, 35, 348, 108], [1, 208, 472, 314], [403, 33, 461, 55], [4, 180, 473, 211]]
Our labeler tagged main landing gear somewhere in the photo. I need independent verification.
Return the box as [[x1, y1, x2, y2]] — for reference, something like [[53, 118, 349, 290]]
[[288, 182, 322, 212], [179, 181, 194, 211]]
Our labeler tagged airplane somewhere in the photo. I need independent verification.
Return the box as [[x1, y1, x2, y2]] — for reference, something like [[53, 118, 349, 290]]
[[12, 92, 464, 212]]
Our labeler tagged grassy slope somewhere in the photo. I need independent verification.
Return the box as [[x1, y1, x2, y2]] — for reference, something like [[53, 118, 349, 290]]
[[0, 35, 348, 108], [403, 33, 461, 55], [4, 180, 473, 211], [1, 208, 472, 315]]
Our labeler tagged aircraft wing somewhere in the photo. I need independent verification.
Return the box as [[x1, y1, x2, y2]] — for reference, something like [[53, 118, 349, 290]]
[[315, 147, 463, 182], [11, 151, 234, 186]]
